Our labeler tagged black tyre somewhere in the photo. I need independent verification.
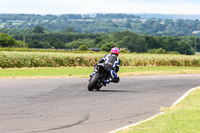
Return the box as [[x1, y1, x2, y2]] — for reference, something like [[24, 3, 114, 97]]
[[95, 85, 103, 91], [88, 73, 100, 91]]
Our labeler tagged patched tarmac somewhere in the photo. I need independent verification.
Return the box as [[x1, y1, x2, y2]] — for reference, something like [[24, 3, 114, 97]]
[[0, 74, 200, 133]]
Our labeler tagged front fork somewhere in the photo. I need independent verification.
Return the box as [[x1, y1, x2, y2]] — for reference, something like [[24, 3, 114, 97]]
[[89, 65, 98, 81]]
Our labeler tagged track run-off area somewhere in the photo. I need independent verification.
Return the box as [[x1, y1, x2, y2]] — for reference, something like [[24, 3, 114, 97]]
[[0, 74, 200, 133]]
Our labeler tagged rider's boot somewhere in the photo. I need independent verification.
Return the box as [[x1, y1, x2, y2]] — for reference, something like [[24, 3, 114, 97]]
[[103, 79, 109, 86], [111, 77, 120, 83]]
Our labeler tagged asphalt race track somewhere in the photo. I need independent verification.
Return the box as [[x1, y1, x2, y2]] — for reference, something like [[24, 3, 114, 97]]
[[0, 74, 200, 133]]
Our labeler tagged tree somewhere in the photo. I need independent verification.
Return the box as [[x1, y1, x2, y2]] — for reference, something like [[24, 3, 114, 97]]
[[28, 40, 51, 48], [33, 26, 44, 33], [114, 31, 147, 52], [16, 40, 27, 48], [177, 40, 194, 55], [65, 40, 85, 49], [101, 42, 116, 52], [125, 23, 132, 28], [145, 36, 162, 49], [64, 26, 75, 33], [161, 37, 179, 51], [53, 41, 65, 49], [78, 45, 88, 51], [0, 32, 16, 47], [165, 24, 175, 35]]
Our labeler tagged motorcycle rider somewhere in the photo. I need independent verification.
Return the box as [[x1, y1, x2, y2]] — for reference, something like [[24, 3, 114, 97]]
[[90, 47, 120, 85]]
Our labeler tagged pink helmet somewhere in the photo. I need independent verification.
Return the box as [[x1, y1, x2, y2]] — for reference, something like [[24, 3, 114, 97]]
[[111, 47, 119, 56]]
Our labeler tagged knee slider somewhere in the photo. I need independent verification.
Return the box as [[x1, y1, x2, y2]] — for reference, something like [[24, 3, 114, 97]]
[[112, 77, 120, 83]]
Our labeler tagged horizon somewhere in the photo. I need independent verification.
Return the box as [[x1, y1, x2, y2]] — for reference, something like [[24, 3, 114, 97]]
[[1, 13, 200, 16]]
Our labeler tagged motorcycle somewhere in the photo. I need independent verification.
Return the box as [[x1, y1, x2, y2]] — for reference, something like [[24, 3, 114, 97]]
[[87, 63, 111, 91]]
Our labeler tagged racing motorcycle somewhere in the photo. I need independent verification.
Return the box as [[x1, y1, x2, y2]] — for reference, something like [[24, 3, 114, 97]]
[[87, 63, 111, 91]]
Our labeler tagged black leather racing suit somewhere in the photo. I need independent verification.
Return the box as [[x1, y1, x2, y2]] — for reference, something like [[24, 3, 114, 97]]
[[98, 53, 120, 83]]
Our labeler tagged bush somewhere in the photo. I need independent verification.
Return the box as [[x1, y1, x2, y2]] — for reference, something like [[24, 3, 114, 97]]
[[1, 51, 200, 68], [15, 40, 27, 48], [78, 45, 88, 51], [167, 51, 180, 54], [120, 49, 129, 53], [148, 48, 167, 54]]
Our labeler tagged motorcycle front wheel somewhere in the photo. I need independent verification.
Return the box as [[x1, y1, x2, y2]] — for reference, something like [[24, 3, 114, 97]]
[[88, 73, 100, 91]]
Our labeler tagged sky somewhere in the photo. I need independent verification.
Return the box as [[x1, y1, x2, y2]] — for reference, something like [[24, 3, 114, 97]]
[[1, 0, 200, 15]]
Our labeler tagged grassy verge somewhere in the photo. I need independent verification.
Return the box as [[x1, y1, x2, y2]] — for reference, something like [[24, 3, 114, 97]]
[[1, 66, 200, 78], [117, 88, 200, 133]]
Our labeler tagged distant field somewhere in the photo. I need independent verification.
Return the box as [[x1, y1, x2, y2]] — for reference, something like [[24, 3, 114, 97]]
[[1, 51, 200, 68]]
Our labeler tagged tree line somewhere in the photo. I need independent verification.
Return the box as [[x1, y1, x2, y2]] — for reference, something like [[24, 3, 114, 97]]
[[0, 26, 198, 55], [1, 14, 200, 36]]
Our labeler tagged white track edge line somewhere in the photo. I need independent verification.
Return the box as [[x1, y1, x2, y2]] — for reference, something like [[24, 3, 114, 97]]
[[109, 112, 164, 133], [172, 87, 198, 106], [109, 86, 200, 133]]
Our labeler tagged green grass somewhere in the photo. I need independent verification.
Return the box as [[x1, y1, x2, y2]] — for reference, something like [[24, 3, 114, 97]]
[[1, 66, 200, 78], [0, 67, 92, 78], [117, 88, 200, 133]]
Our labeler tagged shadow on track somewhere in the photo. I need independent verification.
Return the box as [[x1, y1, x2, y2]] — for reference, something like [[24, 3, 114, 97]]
[[97, 90, 139, 93]]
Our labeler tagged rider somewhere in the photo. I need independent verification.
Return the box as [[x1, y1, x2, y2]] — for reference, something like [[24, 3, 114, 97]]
[[90, 47, 120, 85]]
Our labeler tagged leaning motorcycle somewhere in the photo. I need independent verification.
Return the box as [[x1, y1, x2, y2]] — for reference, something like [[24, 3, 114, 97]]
[[88, 63, 110, 91]]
